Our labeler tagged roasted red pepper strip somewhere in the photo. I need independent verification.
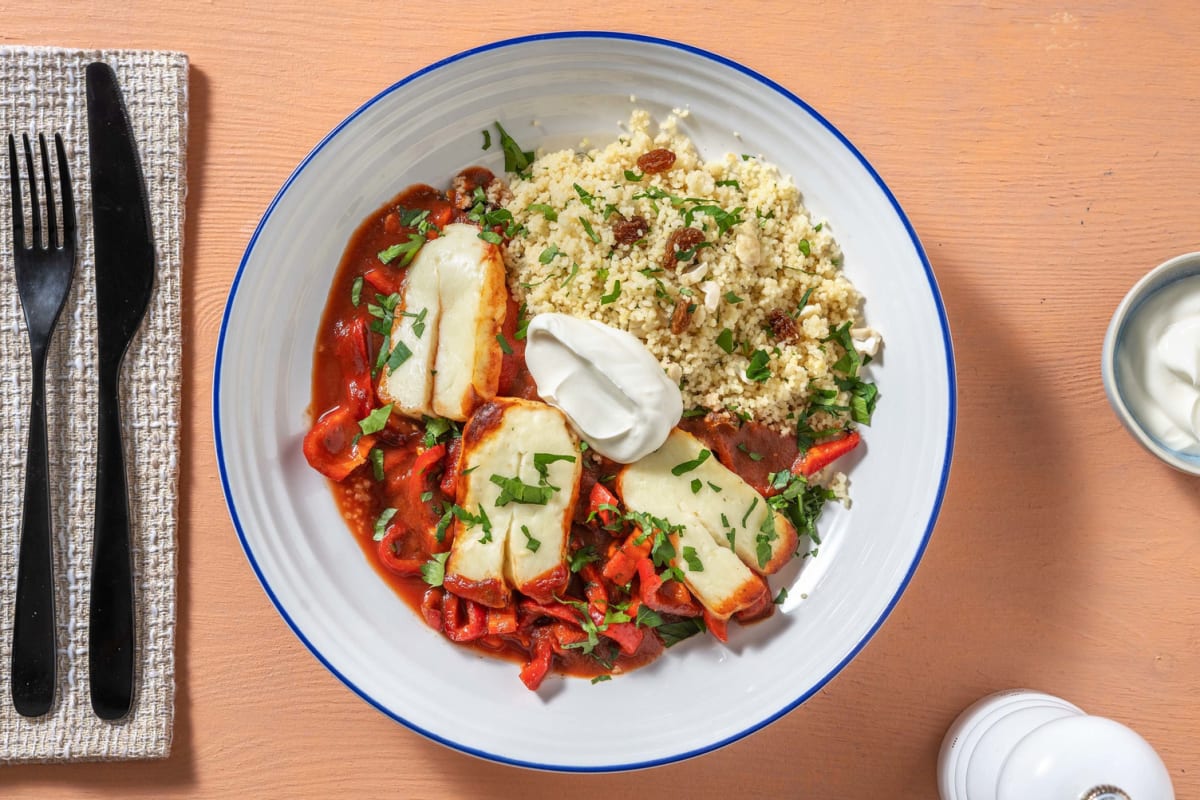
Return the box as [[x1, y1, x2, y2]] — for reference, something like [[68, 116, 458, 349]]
[[333, 318, 374, 419], [420, 588, 444, 631], [361, 267, 401, 297], [487, 604, 518, 636], [703, 608, 729, 644], [412, 443, 446, 479], [602, 527, 653, 586], [519, 629, 555, 691], [588, 482, 621, 529], [429, 203, 454, 231], [442, 592, 487, 642], [580, 563, 644, 655], [302, 405, 375, 481], [376, 528, 425, 578], [792, 431, 861, 477], [439, 436, 462, 498], [635, 557, 702, 617]]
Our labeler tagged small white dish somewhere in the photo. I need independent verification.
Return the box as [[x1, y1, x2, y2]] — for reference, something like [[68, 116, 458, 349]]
[[214, 31, 956, 771], [1102, 251, 1200, 476]]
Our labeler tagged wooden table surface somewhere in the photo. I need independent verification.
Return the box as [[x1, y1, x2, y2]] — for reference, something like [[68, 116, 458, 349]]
[[5, 2, 1199, 797]]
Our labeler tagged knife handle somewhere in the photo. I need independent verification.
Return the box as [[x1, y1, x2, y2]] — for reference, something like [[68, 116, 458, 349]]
[[11, 359, 56, 717], [89, 369, 135, 720]]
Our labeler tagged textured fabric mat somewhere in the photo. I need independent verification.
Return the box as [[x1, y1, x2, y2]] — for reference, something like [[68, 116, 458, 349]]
[[0, 47, 186, 762]]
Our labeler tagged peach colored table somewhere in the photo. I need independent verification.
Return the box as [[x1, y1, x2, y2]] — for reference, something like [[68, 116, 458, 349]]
[[4, 3, 1199, 797]]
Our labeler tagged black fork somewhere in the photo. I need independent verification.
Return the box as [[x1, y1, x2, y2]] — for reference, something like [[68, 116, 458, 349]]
[[7, 133, 77, 717]]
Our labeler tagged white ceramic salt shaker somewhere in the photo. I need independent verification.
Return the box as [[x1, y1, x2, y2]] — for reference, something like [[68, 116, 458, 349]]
[[938, 690, 1174, 800]]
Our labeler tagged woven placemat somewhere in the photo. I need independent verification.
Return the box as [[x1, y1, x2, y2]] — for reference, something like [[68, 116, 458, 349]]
[[0, 47, 185, 761]]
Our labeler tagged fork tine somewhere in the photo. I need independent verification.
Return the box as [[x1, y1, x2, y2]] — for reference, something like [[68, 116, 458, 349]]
[[7, 134, 23, 248], [55, 134, 74, 246], [22, 134, 41, 249], [38, 134, 58, 250]]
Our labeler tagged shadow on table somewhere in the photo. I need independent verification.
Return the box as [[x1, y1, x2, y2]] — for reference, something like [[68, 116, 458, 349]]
[[2, 62, 209, 793]]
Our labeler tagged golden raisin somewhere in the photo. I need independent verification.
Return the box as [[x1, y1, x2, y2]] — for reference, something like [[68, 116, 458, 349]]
[[767, 309, 798, 342], [670, 297, 694, 335], [612, 215, 649, 245], [663, 227, 706, 270], [637, 148, 677, 174]]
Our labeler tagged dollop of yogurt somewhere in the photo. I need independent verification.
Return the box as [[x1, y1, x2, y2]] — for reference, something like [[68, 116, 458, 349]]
[[524, 313, 682, 463], [1116, 274, 1200, 456]]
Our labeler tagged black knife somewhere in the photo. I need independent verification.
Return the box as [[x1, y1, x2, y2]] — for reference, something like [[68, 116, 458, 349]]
[[85, 61, 155, 721]]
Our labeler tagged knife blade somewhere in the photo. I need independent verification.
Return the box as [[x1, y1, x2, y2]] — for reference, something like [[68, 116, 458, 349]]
[[86, 61, 155, 721]]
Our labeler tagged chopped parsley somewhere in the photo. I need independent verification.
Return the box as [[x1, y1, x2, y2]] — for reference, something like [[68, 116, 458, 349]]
[[774, 587, 789, 605], [477, 229, 503, 245], [623, 169, 644, 181], [377, 232, 425, 266], [658, 618, 706, 648], [723, 291, 744, 304], [420, 551, 450, 587], [520, 525, 541, 553], [634, 605, 664, 629], [494, 121, 534, 177], [671, 449, 711, 476], [573, 183, 596, 209], [539, 244, 560, 264], [350, 276, 363, 307], [527, 203, 558, 221], [496, 332, 514, 355], [372, 507, 397, 541], [682, 546, 704, 572], [716, 179, 741, 190], [745, 349, 771, 382], [798, 238, 811, 256], [481, 129, 491, 150], [600, 279, 622, 304], [358, 404, 393, 436], [569, 545, 601, 573], [691, 478, 702, 494], [579, 216, 601, 244], [490, 474, 554, 506], [370, 448, 385, 481], [716, 328, 736, 354]]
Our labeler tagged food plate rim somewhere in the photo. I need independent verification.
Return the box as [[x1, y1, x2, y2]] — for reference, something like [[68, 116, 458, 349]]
[[213, 29, 958, 772]]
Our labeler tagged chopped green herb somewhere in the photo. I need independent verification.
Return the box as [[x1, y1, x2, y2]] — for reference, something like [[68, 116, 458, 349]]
[[658, 618, 706, 647], [624, 169, 644, 181], [358, 404, 393, 436], [533, 453, 576, 484], [569, 545, 600, 573], [774, 587, 789, 605], [385, 340, 413, 373], [573, 183, 596, 209], [682, 546, 704, 572], [490, 474, 554, 506], [716, 179, 741, 189], [814, 222, 823, 232], [675, 240, 713, 261], [378, 232, 425, 266], [634, 605, 664, 629], [798, 238, 811, 256], [745, 349, 771, 382], [600, 279, 622, 304], [539, 244, 560, 264], [478, 229, 503, 245], [716, 328, 736, 354], [373, 508, 397, 541], [591, 674, 612, 684], [370, 448, 385, 481], [691, 478, 702, 494], [494, 121, 534, 176], [422, 415, 454, 448], [420, 551, 450, 586], [741, 497, 759, 528], [681, 406, 709, 419], [350, 276, 364, 307], [723, 291, 744, 304], [707, 481, 723, 493], [514, 303, 530, 341], [419, 490, 433, 503], [579, 216, 601, 244], [520, 524, 541, 553], [561, 262, 579, 287], [671, 449, 711, 476], [496, 332, 513, 355], [527, 203, 558, 222], [481, 129, 491, 150]]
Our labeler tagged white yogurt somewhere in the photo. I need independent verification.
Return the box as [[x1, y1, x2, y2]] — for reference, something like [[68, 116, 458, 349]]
[[1115, 273, 1200, 456], [523, 313, 682, 463]]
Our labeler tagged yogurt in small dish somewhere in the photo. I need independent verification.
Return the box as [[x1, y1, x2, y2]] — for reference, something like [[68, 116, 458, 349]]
[[1103, 252, 1200, 475]]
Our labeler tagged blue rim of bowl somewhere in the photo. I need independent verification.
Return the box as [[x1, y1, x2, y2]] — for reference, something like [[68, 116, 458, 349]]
[[213, 30, 958, 772]]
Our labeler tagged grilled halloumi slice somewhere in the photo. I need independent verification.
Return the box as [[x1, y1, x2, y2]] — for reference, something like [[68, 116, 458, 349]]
[[443, 399, 580, 607], [377, 223, 507, 422], [669, 511, 768, 618], [382, 247, 441, 417], [617, 429, 797, 618], [618, 429, 798, 576]]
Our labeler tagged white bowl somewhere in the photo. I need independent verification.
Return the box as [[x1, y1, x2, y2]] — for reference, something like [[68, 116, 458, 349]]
[[1102, 251, 1200, 476], [215, 32, 956, 771]]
